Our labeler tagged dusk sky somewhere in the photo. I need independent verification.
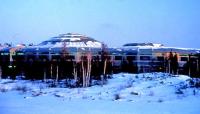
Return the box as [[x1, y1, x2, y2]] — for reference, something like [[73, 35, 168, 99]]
[[0, 0, 200, 48]]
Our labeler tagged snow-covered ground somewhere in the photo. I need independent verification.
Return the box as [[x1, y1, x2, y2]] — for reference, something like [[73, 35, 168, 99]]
[[0, 73, 200, 114]]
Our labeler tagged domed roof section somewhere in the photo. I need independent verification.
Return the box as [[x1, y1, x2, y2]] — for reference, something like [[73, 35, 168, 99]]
[[37, 33, 102, 48]]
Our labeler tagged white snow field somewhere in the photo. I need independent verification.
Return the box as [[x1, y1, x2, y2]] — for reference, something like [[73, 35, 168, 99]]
[[0, 73, 200, 114]]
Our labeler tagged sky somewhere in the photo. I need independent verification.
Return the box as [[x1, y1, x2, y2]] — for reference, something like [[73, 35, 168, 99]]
[[0, 0, 200, 48]]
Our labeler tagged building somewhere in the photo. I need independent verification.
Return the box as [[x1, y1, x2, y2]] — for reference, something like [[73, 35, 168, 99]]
[[111, 43, 200, 75], [0, 34, 200, 79]]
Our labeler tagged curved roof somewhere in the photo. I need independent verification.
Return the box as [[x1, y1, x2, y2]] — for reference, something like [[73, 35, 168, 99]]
[[37, 33, 102, 48], [19, 33, 103, 54]]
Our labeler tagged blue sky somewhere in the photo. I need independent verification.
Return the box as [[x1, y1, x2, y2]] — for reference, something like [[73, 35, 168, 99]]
[[0, 0, 200, 48]]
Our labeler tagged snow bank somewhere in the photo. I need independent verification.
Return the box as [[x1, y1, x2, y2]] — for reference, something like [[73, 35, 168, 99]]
[[0, 73, 200, 114]]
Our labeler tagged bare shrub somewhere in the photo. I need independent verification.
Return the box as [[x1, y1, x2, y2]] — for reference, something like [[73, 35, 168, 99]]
[[147, 86, 152, 89], [114, 94, 121, 100], [130, 91, 139, 95], [54, 93, 64, 98], [175, 89, 184, 94], [193, 89, 196, 96], [0, 87, 8, 93], [188, 78, 200, 88], [32, 91, 43, 97], [160, 81, 164, 84], [126, 78, 134, 88], [15, 85, 29, 93], [158, 98, 164, 103], [146, 77, 153, 81]]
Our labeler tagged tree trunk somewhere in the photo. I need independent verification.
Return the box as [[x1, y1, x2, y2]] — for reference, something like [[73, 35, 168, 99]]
[[82, 61, 86, 87], [73, 63, 78, 86], [86, 56, 91, 87], [0, 66, 2, 80], [43, 68, 46, 82], [50, 64, 53, 79], [56, 65, 59, 83], [103, 59, 107, 76]]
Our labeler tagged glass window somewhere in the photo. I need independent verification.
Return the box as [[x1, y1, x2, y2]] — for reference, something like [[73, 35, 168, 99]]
[[126, 56, 136, 60], [181, 57, 188, 61], [157, 56, 164, 61], [140, 56, 150, 60], [69, 55, 75, 60], [115, 56, 122, 60]]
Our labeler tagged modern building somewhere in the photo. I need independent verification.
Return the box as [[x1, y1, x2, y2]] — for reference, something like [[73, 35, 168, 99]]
[[112, 43, 200, 74], [0, 33, 200, 78]]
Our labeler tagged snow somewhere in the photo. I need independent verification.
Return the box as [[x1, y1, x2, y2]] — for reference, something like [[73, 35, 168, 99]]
[[122, 44, 200, 53], [0, 73, 200, 114], [59, 37, 81, 41], [35, 41, 101, 48], [33, 33, 102, 48]]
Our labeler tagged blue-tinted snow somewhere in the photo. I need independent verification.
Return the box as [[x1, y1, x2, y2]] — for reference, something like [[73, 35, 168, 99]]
[[0, 73, 200, 114]]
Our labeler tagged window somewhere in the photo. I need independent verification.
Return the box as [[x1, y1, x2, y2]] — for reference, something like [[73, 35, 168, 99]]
[[126, 56, 136, 61], [115, 56, 122, 60], [190, 58, 197, 61], [157, 57, 164, 61], [140, 56, 150, 60], [69, 55, 75, 60], [138, 62, 149, 65], [52, 55, 60, 60], [41, 52, 49, 54], [180, 57, 188, 61]]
